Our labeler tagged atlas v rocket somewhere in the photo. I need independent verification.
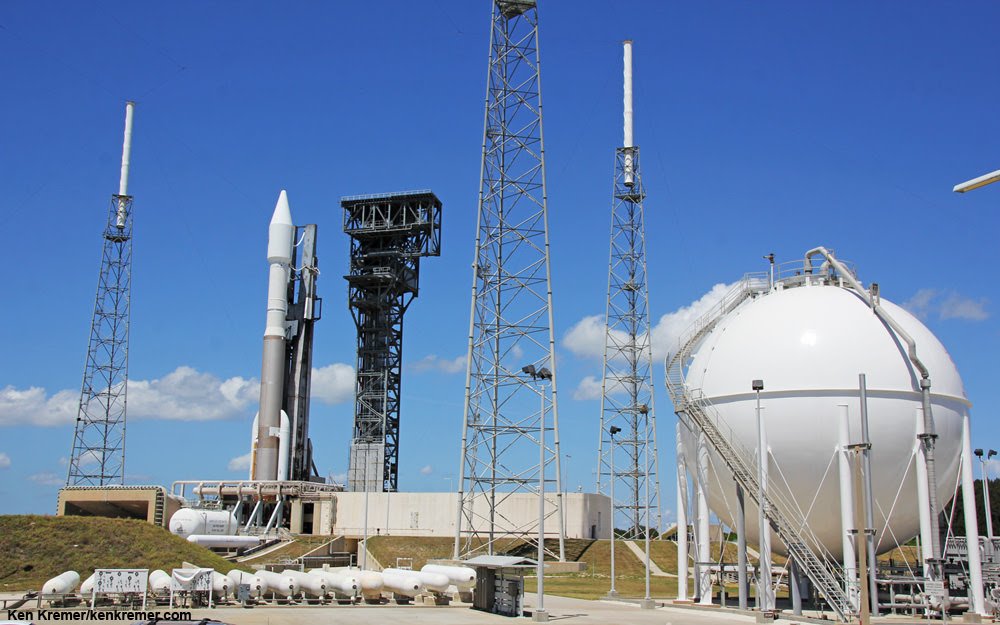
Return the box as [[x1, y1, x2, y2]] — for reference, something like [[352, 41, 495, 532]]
[[252, 191, 294, 482]]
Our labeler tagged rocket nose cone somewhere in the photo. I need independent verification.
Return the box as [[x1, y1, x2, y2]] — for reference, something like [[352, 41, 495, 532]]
[[271, 189, 293, 226]]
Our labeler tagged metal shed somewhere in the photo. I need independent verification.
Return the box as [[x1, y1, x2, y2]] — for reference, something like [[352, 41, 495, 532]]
[[463, 555, 538, 617]]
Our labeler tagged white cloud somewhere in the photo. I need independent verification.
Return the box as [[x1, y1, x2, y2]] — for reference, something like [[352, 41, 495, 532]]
[[410, 354, 467, 375], [0, 386, 78, 427], [562, 315, 606, 360], [904, 289, 990, 322], [127, 366, 258, 421], [649, 283, 733, 359], [0, 453, 10, 469], [562, 283, 734, 365], [940, 293, 990, 321], [0, 362, 356, 428], [420, 465, 433, 475], [311, 363, 355, 404], [572, 376, 604, 401], [26, 471, 63, 486], [228, 452, 252, 472]]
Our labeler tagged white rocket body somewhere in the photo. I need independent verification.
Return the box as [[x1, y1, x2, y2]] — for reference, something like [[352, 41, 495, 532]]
[[252, 190, 294, 482]]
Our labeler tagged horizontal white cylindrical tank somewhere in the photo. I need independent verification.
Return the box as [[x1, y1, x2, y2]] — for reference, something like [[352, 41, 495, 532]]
[[380, 568, 422, 597], [168, 508, 238, 539], [282, 569, 326, 597], [186, 534, 262, 549], [43, 571, 80, 598], [149, 570, 171, 594], [421, 564, 476, 589], [211, 571, 230, 598], [79, 572, 96, 595], [414, 570, 450, 593], [227, 569, 268, 596], [254, 570, 299, 598], [680, 282, 968, 559], [308, 569, 358, 598]]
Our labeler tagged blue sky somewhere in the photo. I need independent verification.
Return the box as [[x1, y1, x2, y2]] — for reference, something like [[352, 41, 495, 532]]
[[1, 1, 999, 517]]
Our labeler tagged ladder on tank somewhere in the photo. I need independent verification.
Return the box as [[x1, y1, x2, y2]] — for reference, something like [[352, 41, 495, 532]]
[[665, 278, 858, 623]]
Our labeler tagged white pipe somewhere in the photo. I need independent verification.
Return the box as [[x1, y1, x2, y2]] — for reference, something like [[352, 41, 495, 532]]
[[622, 40, 635, 186], [676, 420, 689, 601], [914, 408, 934, 578], [959, 413, 986, 615], [696, 430, 712, 604], [623, 40, 633, 149], [837, 404, 859, 609], [116, 101, 135, 229]]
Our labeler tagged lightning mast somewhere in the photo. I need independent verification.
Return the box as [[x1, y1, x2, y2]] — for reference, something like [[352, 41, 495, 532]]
[[597, 41, 661, 539], [66, 102, 136, 486], [456, 0, 565, 560]]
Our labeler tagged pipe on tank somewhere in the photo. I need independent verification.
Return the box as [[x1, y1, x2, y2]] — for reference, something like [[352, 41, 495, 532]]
[[837, 404, 859, 610], [804, 246, 943, 575]]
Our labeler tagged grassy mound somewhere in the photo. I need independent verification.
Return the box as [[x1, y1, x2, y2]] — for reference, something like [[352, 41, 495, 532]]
[[0, 515, 243, 592]]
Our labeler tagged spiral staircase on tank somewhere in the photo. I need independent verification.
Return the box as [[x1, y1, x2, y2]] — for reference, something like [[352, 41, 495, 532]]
[[665, 274, 859, 623]]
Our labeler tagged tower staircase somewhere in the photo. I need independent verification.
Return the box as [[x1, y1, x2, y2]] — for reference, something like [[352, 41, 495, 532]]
[[665, 276, 858, 622]]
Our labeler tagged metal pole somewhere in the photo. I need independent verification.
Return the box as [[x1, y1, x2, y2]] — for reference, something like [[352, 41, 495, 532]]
[[608, 426, 618, 599], [676, 420, 689, 601], [736, 484, 748, 610], [536, 382, 546, 621], [853, 449, 871, 625], [643, 416, 652, 607], [858, 374, 879, 614], [754, 381, 773, 611], [979, 453, 994, 539], [362, 445, 369, 570]]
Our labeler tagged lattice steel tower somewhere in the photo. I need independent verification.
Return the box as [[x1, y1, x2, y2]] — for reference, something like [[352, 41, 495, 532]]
[[67, 101, 136, 486], [456, 0, 565, 560], [343, 191, 441, 493], [597, 42, 661, 539]]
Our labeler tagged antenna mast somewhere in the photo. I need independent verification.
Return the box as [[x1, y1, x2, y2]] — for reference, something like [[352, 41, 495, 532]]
[[597, 41, 662, 539], [67, 101, 136, 486]]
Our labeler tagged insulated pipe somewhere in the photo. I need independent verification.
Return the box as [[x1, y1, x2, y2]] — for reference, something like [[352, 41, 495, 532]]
[[676, 420, 689, 601], [959, 413, 986, 615], [116, 101, 135, 229], [695, 431, 712, 604], [837, 405, 859, 610], [805, 246, 942, 574], [790, 559, 802, 615], [914, 408, 934, 578]]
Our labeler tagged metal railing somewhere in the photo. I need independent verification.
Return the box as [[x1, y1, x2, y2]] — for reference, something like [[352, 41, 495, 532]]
[[665, 277, 858, 622]]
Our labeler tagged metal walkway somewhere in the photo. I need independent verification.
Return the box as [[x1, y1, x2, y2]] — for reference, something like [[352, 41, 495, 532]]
[[665, 275, 858, 622]]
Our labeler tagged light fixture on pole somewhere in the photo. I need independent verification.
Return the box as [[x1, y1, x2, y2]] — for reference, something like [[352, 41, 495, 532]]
[[523, 364, 552, 622], [975, 448, 996, 539], [953, 169, 1000, 193], [607, 425, 622, 600], [752, 378, 773, 611]]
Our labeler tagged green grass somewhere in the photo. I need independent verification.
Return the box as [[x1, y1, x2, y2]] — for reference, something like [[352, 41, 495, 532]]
[[239, 536, 331, 567], [0, 515, 245, 592], [366, 536, 456, 570]]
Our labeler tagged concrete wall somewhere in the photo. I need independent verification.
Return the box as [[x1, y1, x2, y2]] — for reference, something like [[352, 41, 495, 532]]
[[328, 491, 610, 539]]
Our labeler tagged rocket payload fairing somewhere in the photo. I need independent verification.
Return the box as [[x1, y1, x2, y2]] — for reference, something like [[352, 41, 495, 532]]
[[252, 190, 294, 481]]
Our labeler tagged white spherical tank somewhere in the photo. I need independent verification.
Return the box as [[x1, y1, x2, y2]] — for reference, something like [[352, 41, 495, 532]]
[[680, 279, 968, 559], [168, 508, 238, 538]]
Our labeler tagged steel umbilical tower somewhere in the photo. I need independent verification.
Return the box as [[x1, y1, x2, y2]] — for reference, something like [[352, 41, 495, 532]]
[[343, 190, 441, 493], [67, 102, 136, 486], [455, 0, 565, 560], [597, 42, 661, 539]]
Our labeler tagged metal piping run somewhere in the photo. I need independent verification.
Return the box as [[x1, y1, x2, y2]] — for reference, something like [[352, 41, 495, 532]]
[[804, 246, 942, 577]]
